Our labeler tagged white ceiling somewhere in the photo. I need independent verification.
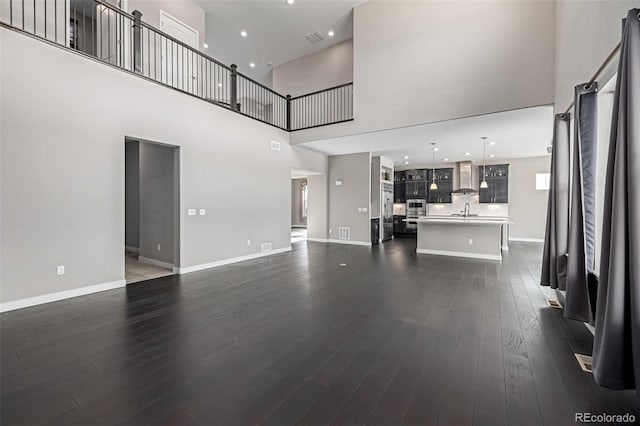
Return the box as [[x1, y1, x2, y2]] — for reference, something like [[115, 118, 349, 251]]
[[297, 105, 554, 167], [193, 0, 361, 87]]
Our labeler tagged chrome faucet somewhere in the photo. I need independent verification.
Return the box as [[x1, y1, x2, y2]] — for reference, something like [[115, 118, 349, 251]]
[[464, 202, 470, 217]]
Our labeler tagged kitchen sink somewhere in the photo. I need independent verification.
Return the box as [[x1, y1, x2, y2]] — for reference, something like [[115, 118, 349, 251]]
[[450, 213, 479, 217]]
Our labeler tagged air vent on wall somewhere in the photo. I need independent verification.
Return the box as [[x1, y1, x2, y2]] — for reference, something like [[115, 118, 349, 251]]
[[304, 31, 325, 44], [338, 227, 351, 240], [270, 141, 281, 151], [261, 242, 273, 252], [547, 299, 563, 309], [574, 353, 593, 373]]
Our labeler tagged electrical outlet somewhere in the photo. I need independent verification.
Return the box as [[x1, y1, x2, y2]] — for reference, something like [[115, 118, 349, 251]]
[[329, 229, 333, 235], [247, 240, 251, 246], [157, 244, 161, 251], [199, 209, 206, 216], [57, 265, 65, 275], [468, 238, 473, 245], [188, 209, 196, 216]]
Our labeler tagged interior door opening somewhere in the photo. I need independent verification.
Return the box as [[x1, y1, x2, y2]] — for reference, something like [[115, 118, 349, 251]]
[[125, 138, 180, 284], [291, 175, 308, 243]]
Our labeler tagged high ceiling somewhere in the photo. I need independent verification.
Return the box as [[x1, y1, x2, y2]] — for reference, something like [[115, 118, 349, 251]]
[[296, 105, 554, 167], [193, 0, 361, 87]]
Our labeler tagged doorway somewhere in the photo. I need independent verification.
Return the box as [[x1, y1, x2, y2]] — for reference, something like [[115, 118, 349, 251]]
[[291, 175, 308, 244], [125, 139, 180, 284]]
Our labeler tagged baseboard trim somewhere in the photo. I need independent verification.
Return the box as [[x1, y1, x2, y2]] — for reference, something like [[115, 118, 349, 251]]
[[416, 248, 501, 261], [0, 279, 126, 313], [306, 237, 329, 243], [138, 256, 174, 270], [177, 246, 292, 275], [327, 239, 372, 247], [509, 237, 544, 243], [125, 245, 140, 253]]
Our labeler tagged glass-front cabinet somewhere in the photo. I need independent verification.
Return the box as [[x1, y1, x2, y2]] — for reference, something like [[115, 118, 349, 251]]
[[478, 164, 509, 203]]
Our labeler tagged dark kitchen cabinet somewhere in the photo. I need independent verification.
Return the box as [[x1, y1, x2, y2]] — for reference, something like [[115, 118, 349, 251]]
[[406, 181, 426, 199], [371, 218, 380, 245], [479, 164, 509, 203], [405, 169, 426, 181], [394, 181, 406, 203], [426, 168, 454, 203], [394, 171, 406, 182], [393, 215, 406, 234]]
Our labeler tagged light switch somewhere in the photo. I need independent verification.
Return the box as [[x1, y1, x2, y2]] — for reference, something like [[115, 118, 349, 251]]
[[199, 209, 206, 216], [188, 209, 196, 216]]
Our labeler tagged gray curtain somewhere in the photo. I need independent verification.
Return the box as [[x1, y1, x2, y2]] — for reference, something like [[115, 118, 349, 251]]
[[565, 82, 598, 323], [541, 113, 571, 289], [592, 9, 640, 392]]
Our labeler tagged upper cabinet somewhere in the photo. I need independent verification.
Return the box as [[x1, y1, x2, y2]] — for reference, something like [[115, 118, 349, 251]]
[[478, 164, 509, 203], [393, 168, 454, 203], [427, 168, 454, 204], [405, 169, 427, 181]]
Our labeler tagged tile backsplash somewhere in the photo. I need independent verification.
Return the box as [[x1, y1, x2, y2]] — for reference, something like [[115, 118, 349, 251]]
[[426, 193, 509, 217]]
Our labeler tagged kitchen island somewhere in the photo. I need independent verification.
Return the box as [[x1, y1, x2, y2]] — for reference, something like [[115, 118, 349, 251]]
[[407, 216, 512, 261]]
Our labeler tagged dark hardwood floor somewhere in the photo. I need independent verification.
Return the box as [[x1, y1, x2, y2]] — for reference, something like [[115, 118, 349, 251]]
[[1, 239, 638, 425]]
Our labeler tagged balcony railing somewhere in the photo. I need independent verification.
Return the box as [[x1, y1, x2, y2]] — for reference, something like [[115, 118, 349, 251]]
[[0, 0, 353, 131]]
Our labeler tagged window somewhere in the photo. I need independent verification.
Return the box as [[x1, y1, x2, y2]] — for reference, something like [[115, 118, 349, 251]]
[[536, 173, 550, 190]]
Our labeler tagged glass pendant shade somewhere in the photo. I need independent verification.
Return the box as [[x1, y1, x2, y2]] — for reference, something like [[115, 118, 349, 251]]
[[480, 180, 488, 189], [430, 182, 438, 190]]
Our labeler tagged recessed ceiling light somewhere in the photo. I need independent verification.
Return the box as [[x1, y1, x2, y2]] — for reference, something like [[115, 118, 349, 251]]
[[489, 154, 496, 158], [443, 158, 449, 161], [404, 161, 409, 165], [217, 83, 222, 87], [240, 31, 247, 37], [403, 155, 409, 160], [286, 0, 294, 4], [328, 30, 335, 37], [489, 141, 496, 146], [249, 62, 256, 68], [203, 43, 208, 49], [463, 152, 471, 156], [433, 147, 439, 151]]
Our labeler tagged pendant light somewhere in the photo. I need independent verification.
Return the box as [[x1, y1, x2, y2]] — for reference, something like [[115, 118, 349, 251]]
[[480, 137, 489, 189], [430, 143, 438, 190]]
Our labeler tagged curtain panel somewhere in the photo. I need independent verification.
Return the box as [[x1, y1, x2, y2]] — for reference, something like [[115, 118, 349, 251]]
[[592, 9, 640, 392], [565, 82, 598, 323], [541, 113, 571, 290]]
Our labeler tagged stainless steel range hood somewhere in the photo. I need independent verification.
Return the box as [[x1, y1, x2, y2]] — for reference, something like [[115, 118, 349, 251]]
[[452, 161, 477, 194]]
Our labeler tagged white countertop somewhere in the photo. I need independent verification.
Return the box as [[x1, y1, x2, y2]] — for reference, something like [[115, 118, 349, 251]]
[[405, 215, 512, 225]]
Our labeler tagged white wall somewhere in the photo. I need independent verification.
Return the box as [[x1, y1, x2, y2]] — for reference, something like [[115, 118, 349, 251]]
[[554, 0, 637, 112], [272, 40, 353, 97], [290, 0, 556, 145], [502, 156, 552, 241], [0, 27, 327, 304], [328, 152, 371, 244]]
